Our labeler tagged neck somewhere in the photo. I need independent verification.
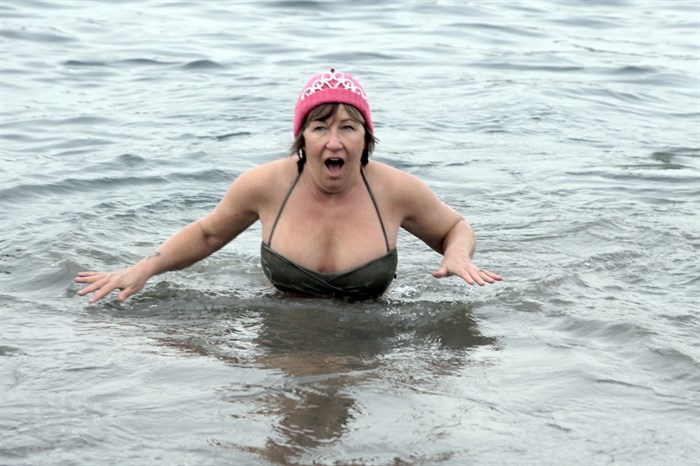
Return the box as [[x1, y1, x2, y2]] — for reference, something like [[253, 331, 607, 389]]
[[302, 167, 365, 204]]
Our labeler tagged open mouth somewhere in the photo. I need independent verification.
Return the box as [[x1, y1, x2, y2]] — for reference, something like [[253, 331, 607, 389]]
[[324, 157, 345, 174]]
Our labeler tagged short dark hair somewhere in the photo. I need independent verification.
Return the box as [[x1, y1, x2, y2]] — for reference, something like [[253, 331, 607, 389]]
[[290, 103, 378, 166]]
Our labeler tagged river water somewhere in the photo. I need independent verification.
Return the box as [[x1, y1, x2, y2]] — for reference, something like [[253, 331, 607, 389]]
[[1, 1, 698, 465]]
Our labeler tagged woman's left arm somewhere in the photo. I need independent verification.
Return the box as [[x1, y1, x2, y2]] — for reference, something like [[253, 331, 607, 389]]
[[396, 170, 502, 286], [430, 217, 502, 285]]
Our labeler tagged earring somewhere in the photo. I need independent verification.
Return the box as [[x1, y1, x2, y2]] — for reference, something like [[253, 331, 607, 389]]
[[297, 149, 307, 172]]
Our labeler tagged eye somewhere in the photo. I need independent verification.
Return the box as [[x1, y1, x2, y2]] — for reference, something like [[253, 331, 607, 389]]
[[311, 124, 327, 132], [342, 124, 357, 131]]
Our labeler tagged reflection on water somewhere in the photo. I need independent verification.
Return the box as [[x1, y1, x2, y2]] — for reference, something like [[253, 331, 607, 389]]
[[127, 296, 496, 464], [248, 377, 358, 463], [253, 300, 495, 463]]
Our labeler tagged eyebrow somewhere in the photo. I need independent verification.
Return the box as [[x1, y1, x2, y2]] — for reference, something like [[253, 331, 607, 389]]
[[312, 117, 359, 124]]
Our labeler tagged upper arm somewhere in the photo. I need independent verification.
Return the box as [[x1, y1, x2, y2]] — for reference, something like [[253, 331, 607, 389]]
[[197, 167, 267, 249], [396, 171, 464, 254]]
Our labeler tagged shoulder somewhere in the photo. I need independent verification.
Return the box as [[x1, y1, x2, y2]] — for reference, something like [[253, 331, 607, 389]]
[[240, 156, 296, 182], [233, 157, 297, 194], [364, 160, 435, 200], [218, 156, 298, 212], [364, 160, 421, 185], [199, 157, 299, 238], [367, 158, 459, 211], [363, 160, 448, 227]]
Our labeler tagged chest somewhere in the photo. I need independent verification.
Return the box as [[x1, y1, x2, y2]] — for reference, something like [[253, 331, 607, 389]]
[[262, 185, 396, 272]]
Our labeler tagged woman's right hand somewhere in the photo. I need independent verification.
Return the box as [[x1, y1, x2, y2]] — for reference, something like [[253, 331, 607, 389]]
[[75, 267, 148, 304]]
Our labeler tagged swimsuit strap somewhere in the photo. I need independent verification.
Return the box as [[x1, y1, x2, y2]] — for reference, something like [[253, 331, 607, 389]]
[[267, 165, 391, 252], [361, 167, 392, 252], [267, 169, 302, 247]]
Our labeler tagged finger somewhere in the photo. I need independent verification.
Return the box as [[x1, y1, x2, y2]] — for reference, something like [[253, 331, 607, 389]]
[[74, 271, 104, 283], [117, 285, 140, 303], [452, 268, 477, 285], [117, 287, 142, 303], [458, 267, 485, 286], [78, 274, 121, 303], [77, 275, 110, 296], [88, 280, 121, 303], [481, 270, 503, 282], [432, 264, 451, 279], [471, 269, 486, 286], [117, 289, 130, 303], [476, 270, 496, 284]]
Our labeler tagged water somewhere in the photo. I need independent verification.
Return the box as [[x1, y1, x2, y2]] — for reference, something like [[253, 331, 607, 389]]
[[1, 1, 698, 465]]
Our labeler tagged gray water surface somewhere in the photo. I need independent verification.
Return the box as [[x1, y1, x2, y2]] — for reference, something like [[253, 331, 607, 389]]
[[1, 1, 699, 465]]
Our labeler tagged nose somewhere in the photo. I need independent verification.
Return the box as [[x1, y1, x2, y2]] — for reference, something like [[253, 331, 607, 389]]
[[326, 128, 342, 150]]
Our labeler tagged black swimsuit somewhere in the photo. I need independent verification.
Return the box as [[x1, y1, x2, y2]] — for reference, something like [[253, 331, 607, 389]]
[[261, 168, 397, 299]]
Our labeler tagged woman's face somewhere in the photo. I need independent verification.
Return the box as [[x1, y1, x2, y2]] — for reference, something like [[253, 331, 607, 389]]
[[302, 104, 366, 188]]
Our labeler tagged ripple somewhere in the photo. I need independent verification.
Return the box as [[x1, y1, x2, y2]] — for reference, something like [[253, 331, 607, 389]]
[[0, 345, 23, 357], [470, 60, 585, 73], [447, 22, 546, 38], [213, 131, 252, 141], [261, 0, 335, 11], [114, 58, 178, 67], [182, 59, 225, 70], [651, 147, 700, 169], [63, 60, 109, 68], [317, 51, 398, 62], [0, 27, 76, 43], [1, 115, 115, 129], [0, 170, 232, 205]]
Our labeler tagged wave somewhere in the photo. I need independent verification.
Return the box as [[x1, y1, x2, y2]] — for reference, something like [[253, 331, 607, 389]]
[[0, 169, 233, 205]]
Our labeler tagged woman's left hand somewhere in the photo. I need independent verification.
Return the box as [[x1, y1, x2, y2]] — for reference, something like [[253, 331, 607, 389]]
[[432, 258, 502, 286]]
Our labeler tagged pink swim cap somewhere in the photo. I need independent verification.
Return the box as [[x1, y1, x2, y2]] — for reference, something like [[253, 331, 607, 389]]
[[293, 69, 374, 137]]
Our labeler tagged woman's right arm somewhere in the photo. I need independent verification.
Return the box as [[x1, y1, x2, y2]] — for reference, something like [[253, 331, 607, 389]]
[[75, 166, 266, 303]]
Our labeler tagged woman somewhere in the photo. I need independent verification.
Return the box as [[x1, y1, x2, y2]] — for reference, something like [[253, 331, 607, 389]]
[[76, 69, 501, 302]]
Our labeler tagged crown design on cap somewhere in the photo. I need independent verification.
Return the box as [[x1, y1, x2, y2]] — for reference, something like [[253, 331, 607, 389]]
[[293, 68, 373, 136], [299, 68, 368, 102]]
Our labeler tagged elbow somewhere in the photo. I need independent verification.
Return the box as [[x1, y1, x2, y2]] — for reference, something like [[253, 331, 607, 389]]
[[196, 220, 226, 253]]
